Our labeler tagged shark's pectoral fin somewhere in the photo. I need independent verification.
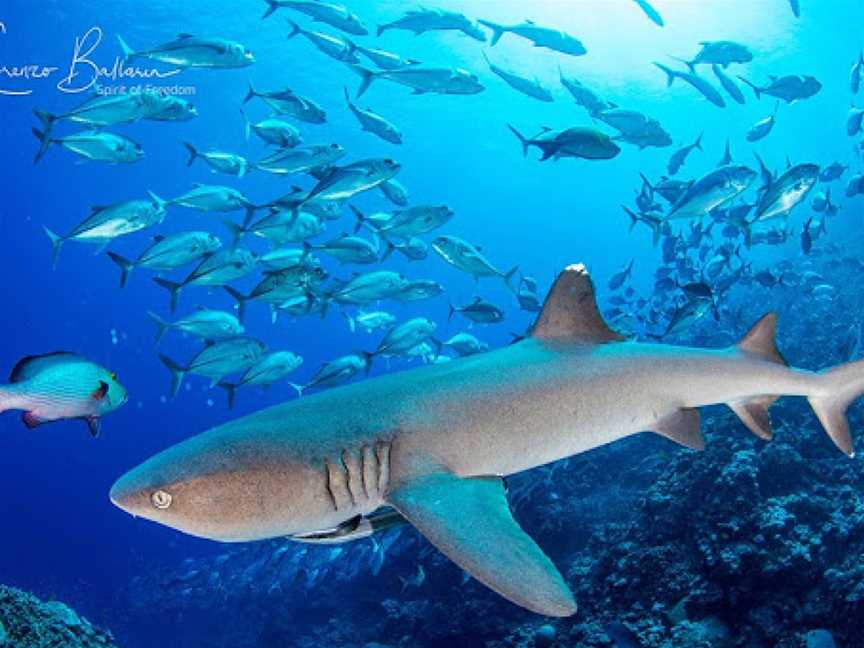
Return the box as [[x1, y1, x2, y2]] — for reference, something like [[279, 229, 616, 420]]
[[650, 408, 704, 450], [387, 471, 577, 617]]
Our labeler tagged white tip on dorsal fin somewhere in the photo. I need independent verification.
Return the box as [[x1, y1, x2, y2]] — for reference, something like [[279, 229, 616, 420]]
[[530, 263, 624, 343], [737, 312, 786, 365]]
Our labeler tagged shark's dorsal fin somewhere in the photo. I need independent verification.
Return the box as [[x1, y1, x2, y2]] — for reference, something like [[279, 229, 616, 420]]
[[531, 264, 623, 343], [388, 471, 577, 617], [737, 312, 786, 365]]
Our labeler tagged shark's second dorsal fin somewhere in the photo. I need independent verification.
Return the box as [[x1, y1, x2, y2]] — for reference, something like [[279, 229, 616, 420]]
[[531, 264, 623, 343]]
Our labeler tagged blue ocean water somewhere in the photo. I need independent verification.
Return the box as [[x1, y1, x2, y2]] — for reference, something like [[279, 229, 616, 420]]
[[2, 0, 864, 646]]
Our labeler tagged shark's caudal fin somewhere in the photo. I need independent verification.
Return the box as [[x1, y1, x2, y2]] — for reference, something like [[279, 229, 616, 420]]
[[809, 359, 864, 457], [388, 471, 577, 617]]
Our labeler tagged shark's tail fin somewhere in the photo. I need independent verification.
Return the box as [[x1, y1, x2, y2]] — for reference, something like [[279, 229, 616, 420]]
[[809, 359, 864, 458], [159, 354, 187, 399]]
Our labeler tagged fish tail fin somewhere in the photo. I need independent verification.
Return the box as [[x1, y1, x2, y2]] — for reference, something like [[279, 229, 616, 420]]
[[153, 277, 183, 313], [261, 0, 279, 19], [158, 354, 187, 399], [381, 240, 396, 261], [694, 131, 704, 151], [653, 62, 676, 87], [106, 251, 134, 288], [117, 35, 135, 63], [622, 205, 639, 232], [638, 172, 655, 192], [808, 358, 864, 458], [670, 55, 695, 74], [243, 80, 257, 104], [222, 219, 246, 249], [738, 76, 761, 99], [43, 226, 64, 270], [146, 310, 170, 346], [351, 65, 376, 98], [183, 142, 198, 167], [286, 19, 302, 38], [217, 382, 238, 410], [361, 351, 375, 376], [240, 107, 251, 141], [289, 382, 305, 398], [447, 303, 456, 322], [727, 313, 787, 441], [478, 19, 505, 46], [350, 204, 367, 233], [32, 127, 52, 164], [243, 204, 257, 228], [224, 286, 248, 324], [300, 241, 313, 261], [507, 124, 529, 156], [33, 108, 57, 135], [504, 265, 520, 292]]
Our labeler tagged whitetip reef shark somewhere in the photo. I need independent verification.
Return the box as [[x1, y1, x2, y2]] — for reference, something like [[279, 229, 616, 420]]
[[110, 263, 864, 616]]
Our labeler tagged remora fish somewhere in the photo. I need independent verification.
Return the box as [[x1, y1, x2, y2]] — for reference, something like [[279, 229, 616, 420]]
[[478, 19, 586, 56], [0, 353, 127, 437], [111, 264, 864, 616], [117, 34, 255, 68], [44, 192, 167, 269]]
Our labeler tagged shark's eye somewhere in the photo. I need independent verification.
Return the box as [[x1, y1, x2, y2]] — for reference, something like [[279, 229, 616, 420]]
[[151, 490, 172, 510]]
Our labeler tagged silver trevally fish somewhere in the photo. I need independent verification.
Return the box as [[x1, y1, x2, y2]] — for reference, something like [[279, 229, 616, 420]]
[[345, 310, 397, 333], [559, 70, 613, 116], [254, 144, 346, 176], [154, 248, 257, 312], [680, 41, 753, 70], [117, 34, 255, 68], [432, 235, 518, 289], [289, 352, 371, 396], [444, 332, 488, 357], [383, 237, 429, 261], [379, 178, 409, 206], [0, 352, 127, 437], [449, 297, 505, 324], [226, 210, 325, 247], [654, 63, 726, 107], [352, 43, 419, 70], [159, 337, 267, 397], [746, 103, 779, 142], [483, 53, 553, 102], [111, 264, 864, 615], [372, 318, 438, 358], [184, 143, 252, 177], [396, 279, 445, 302], [377, 8, 485, 40], [33, 91, 164, 131], [294, 159, 401, 207], [218, 351, 304, 409], [261, 0, 368, 35], [148, 309, 244, 345], [344, 89, 403, 144], [667, 165, 756, 219], [712, 64, 746, 104], [148, 95, 198, 122], [304, 234, 379, 265], [508, 125, 620, 161], [259, 247, 322, 272], [107, 231, 222, 287], [240, 109, 302, 148], [327, 270, 410, 306], [667, 133, 703, 176], [32, 128, 143, 165], [354, 204, 454, 238], [739, 74, 822, 103], [631, 0, 664, 26], [44, 192, 167, 269], [243, 82, 326, 123], [286, 20, 359, 63], [224, 264, 328, 322], [754, 163, 820, 222], [352, 65, 484, 97], [168, 184, 253, 216], [478, 19, 586, 56]]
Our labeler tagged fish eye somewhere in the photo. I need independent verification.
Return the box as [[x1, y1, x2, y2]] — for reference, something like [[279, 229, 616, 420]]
[[110, 371, 118, 381], [151, 490, 172, 509]]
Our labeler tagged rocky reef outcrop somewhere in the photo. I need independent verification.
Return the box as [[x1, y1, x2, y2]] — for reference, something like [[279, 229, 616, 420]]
[[0, 584, 115, 648]]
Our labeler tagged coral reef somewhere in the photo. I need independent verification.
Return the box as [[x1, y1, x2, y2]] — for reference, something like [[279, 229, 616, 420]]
[[0, 584, 116, 647]]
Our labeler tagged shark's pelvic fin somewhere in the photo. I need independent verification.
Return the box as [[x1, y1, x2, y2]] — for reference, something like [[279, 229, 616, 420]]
[[387, 471, 577, 617], [650, 408, 704, 450], [729, 313, 787, 441], [530, 263, 624, 343]]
